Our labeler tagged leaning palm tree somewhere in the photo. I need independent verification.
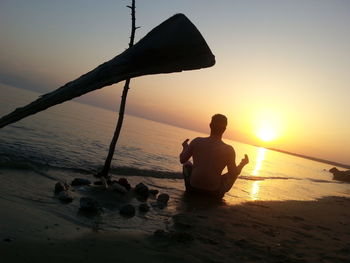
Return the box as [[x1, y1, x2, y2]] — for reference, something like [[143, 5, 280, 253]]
[[0, 7, 215, 182]]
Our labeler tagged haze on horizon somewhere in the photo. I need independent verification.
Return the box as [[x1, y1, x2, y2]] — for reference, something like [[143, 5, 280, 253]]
[[1, 0, 350, 165]]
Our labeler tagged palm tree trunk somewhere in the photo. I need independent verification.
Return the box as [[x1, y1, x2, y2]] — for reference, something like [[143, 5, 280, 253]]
[[98, 0, 138, 179]]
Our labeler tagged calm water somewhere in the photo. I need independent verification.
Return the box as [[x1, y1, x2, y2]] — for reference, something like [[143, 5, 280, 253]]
[[1, 85, 350, 205]]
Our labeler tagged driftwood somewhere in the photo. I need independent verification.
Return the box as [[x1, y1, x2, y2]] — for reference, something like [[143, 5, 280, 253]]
[[0, 13, 215, 128], [98, 0, 138, 179]]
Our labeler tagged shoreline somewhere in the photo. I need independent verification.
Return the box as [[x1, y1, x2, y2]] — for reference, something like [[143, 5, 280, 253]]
[[267, 147, 350, 170]]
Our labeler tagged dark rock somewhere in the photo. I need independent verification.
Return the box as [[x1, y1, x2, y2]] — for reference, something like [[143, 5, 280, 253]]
[[120, 204, 136, 217], [157, 193, 170, 205], [109, 183, 127, 194], [58, 191, 73, 203], [3, 238, 13, 242], [139, 203, 150, 212], [71, 178, 91, 186], [118, 178, 131, 190], [79, 197, 101, 212], [134, 183, 149, 198], [149, 189, 159, 195], [55, 181, 69, 194]]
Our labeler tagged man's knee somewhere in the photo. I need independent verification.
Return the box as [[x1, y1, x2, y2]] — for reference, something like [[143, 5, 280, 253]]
[[182, 162, 192, 189], [221, 174, 237, 193]]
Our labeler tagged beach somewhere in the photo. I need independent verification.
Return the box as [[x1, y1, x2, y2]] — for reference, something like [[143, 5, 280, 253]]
[[1, 86, 350, 262], [2, 1, 350, 261], [1, 171, 349, 263]]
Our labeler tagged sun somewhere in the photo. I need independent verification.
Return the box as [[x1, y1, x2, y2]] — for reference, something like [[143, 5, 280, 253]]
[[257, 126, 277, 142], [253, 109, 282, 143]]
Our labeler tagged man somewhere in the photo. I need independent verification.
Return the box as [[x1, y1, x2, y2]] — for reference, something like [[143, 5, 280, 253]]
[[179, 114, 249, 199]]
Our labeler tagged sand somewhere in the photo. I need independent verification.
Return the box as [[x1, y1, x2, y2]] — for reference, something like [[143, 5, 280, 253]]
[[1, 173, 350, 263]]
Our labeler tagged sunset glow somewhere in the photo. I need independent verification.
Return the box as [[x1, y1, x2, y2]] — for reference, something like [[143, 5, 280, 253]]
[[253, 109, 282, 143], [257, 126, 277, 142]]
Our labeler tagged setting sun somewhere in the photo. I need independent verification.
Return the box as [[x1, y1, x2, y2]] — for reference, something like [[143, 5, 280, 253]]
[[252, 109, 283, 143], [257, 126, 277, 142]]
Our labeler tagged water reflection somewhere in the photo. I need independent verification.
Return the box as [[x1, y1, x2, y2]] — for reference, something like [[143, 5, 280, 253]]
[[250, 147, 266, 200], [251, 181, 260, 200], [252, 147, 266, 176]]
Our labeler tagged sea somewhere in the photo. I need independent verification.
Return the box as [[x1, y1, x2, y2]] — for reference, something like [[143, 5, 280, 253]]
[[1, 85, 350, 210]]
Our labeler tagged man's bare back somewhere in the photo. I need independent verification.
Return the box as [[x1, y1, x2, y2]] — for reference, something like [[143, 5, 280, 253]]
[[181, 137, 234, 191], [179, 114, 249, 197]]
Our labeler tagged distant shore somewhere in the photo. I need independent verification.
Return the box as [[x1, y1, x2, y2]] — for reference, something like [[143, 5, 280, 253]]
[[267, 147, 350, 170]]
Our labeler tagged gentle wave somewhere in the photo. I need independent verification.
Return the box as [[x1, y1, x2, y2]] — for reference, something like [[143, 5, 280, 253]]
[[0, 158, 308, 182], [239, 175, 298, 181], [0, 158, 182, 179]]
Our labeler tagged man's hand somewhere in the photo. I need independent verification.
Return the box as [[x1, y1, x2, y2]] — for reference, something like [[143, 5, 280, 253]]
[[180, 138, 191, 164], [240, 154, 249, 166], [182, 139, 190, 148]]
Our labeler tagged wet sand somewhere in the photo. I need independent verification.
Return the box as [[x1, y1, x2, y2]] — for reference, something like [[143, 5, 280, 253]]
[[1, 171, 350, 263]]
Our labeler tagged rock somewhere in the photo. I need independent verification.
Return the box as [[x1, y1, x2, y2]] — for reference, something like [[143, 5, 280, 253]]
[[109, 183, 127, 194], [55, 181, 69, 193], [157, 193, 169, 205], [71, 178, 91, 186], [118, 178, 131, 190], [80, 197, 101, 212], [120, 204, 136, 217], [3, 238, 13, 242], [149, 189, 159, 195], [134, 183, 149, 198], [139, 203, 150, 212], [58, 190, 73, 203]]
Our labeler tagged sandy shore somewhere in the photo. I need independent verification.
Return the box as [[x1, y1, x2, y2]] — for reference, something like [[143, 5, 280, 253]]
[[1, 172, 350, 263]]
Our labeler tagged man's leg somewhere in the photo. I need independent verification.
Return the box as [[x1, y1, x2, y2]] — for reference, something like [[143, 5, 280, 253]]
[[182, 161, 192, 191], [219, 173, 239, 194]]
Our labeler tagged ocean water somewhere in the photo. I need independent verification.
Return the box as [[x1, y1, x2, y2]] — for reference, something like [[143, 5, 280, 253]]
[[1, 85, 350, 207]]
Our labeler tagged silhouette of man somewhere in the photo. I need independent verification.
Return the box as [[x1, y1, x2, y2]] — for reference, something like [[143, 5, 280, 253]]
[[180, 114, 249, 199]]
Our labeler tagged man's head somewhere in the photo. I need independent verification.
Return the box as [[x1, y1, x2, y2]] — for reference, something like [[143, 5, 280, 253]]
[[210, 114, 227, 135]]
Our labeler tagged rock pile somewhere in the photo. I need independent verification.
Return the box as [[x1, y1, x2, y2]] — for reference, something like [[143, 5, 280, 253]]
[[54, 178, 170, 219]]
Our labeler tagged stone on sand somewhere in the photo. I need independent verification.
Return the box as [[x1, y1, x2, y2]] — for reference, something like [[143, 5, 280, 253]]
[[134, 183, 149, 198], [117, 178, 131, 190], [109, 183, 128, 194], [58, 190, 73, 203], [54, 181, 69, 193], [157, 193, 169, 205]]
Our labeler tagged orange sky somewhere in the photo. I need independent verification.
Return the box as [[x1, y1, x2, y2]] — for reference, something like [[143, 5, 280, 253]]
[[1, 0, 350, 165]]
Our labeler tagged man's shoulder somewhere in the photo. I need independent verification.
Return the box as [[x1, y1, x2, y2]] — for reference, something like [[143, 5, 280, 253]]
[[191, 137, 206, 143], [222, 142, 235, 154]]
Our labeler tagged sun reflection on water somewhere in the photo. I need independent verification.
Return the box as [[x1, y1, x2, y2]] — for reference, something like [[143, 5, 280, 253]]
[[250, 147, 266, 200]]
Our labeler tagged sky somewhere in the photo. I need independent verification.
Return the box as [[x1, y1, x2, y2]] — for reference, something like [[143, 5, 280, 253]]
[[1, 0, 350, 165]]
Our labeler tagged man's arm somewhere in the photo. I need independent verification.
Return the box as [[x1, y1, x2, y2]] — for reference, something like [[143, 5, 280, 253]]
[[179, 138, 194, 164], [227, 147, 249, 179]]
